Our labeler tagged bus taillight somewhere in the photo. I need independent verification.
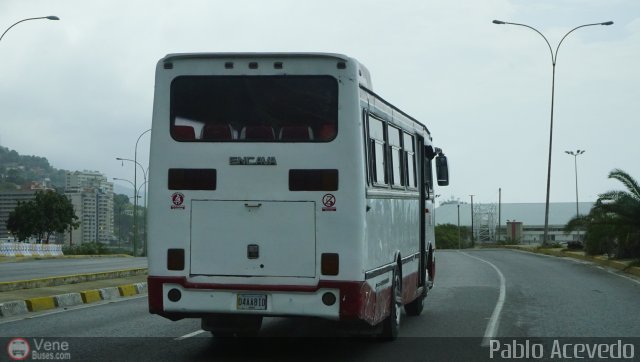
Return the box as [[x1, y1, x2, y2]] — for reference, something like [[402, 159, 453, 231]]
[[167, 249, 185, 271], [321, 253, 339, 276]]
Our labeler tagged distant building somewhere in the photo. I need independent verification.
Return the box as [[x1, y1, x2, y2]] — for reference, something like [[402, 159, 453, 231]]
[[64, 171, 114, 245], [435, 202, 594, 244]]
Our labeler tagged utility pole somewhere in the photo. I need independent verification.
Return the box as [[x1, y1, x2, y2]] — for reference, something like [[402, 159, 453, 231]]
[[457, 204, 461, 249], [498, 188, 502, 243], [469, 194, 475, 247]]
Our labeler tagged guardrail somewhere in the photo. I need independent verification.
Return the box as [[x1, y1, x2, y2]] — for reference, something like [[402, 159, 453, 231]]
[[0, 243, 63, 257]]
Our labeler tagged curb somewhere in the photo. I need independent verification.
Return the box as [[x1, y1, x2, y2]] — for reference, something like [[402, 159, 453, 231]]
[[0, 268, 148, 292], [500, 245, 640, 277], [0, 282, 147, 318]]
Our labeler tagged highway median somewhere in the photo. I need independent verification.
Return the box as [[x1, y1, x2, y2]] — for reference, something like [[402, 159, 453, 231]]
[[0, 274, 148, 318], [0, 268, 148, 292]]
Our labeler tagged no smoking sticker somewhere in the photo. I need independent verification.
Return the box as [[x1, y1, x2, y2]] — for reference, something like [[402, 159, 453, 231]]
[[322, 194, 336, 211]]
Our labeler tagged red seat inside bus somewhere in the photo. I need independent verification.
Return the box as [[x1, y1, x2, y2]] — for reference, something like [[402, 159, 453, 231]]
[[279, 126, 314, 141], [317, 123, 337, 140], [173, 125, 196, 140], [201, 123, 235, 140]]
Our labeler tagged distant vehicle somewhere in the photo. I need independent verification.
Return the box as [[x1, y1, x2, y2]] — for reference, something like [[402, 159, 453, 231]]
[[147, 52, 450, 339]]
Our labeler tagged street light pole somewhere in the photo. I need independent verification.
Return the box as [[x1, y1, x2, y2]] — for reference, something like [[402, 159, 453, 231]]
[[0, 16, 60, 43], [457, 204, 461, 249], [116, 157, 147, 257], [565, 149, 585, 217], [134, 129, 151, 257], [492, 19, 613, 246], [469, 194, 475, 247], [113, 177, 139, 253]]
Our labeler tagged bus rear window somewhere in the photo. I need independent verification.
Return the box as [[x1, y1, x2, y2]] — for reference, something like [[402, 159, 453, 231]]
[[289, 169, 338, 191], [170, 76, 338, 142], [168, 168, 217, 190]]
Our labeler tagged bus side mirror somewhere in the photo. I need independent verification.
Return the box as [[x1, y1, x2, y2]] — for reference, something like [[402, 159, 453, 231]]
[[435, 154, 449, 186]]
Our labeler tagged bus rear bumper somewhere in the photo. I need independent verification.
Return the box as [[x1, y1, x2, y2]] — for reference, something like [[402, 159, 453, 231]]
[[148, 276, 380, 324]]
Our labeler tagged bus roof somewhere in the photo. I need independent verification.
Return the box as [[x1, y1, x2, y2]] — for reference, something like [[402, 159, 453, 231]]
[[160, 52, 373, 89]]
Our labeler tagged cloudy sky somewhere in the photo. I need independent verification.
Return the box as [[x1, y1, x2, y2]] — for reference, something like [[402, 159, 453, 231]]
[[1, 0, 638, 204]]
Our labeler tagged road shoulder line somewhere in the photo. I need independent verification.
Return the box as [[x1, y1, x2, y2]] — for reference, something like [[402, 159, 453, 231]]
[[460, 251, 506, 347]]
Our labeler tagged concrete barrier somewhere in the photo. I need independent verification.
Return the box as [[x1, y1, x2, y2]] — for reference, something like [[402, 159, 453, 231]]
[[99, 287, 121, 300], [0, 243, 64, 258], [0, 282, 148, 319], [0, 300, 29, 317], [135, 282, 148, 294], [25, 297, 56, 312], [118, 284, 138, 297], [80, 290, 102, 304], [54, 293, 84, 308], [20, 243, 31, 257]]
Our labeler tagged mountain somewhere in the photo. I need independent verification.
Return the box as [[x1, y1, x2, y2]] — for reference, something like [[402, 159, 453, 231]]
[[0, 145, 68, 191]]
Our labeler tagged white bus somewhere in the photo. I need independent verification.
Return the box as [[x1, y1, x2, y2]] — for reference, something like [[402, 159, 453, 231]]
[[147, 52, 449, 339]]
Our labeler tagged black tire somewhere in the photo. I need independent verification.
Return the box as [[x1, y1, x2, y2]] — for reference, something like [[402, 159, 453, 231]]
[[404, 291, 425, 316], [380, 267, 402, 340]]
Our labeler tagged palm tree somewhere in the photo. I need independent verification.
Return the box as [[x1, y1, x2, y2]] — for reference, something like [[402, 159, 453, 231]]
[[565, 169, 640, 258]]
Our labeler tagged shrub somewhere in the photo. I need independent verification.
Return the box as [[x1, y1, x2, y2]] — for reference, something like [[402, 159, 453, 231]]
[[62, 242, 110, 255]]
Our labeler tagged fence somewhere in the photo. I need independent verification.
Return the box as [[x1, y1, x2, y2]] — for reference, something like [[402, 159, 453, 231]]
[[0, 243, 64, 257]]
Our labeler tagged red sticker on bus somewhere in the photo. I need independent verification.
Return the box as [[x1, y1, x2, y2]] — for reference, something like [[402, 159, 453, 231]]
[[171, 192, 186, 210]]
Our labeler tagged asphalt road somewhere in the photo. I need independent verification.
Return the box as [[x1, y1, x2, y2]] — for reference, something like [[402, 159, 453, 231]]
[[0, 257, 148, 282], [1, 249, 640, 361]]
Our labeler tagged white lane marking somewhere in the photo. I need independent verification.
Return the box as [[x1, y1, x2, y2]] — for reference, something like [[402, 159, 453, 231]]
[[175, 329, 206, 340], [460, 252, 506, 347]]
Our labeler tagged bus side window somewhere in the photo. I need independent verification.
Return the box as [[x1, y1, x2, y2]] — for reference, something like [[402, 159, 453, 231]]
[[368, 117, 387, 186], [425, 159, 434, 198], [388, 127, 402, 188], [403, 133, 416, 189]]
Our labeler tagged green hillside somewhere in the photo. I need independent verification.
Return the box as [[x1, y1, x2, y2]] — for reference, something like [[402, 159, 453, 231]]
[[0, 145, 67, 191]]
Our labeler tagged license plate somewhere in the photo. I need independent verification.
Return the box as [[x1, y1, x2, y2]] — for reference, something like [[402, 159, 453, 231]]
[[236, 294, 267, 310]]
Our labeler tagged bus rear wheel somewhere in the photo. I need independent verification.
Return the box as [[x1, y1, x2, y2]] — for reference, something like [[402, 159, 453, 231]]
[[404, 291, 425, 316], [380, 267, 402, 340]]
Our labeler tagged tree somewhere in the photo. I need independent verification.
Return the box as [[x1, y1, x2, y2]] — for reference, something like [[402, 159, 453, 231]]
[[6, 190, 80, 243], [435, 223, 470, 249], [565, 169, 640, 258]]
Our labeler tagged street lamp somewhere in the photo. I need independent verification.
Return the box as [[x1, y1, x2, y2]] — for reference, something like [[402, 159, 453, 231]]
[[1, 16, 60, 43], [469, 194, 475, 247], [565, 149, 585, 217], [457, 204, 461, 249], [113, 177, 140, 252], [116, 157, 147, 257], [492, 19, 613, 246], [135, 129, 151, 256]]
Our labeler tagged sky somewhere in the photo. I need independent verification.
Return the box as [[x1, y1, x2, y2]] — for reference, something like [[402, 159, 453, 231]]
[[0, 0, 638, 204]]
